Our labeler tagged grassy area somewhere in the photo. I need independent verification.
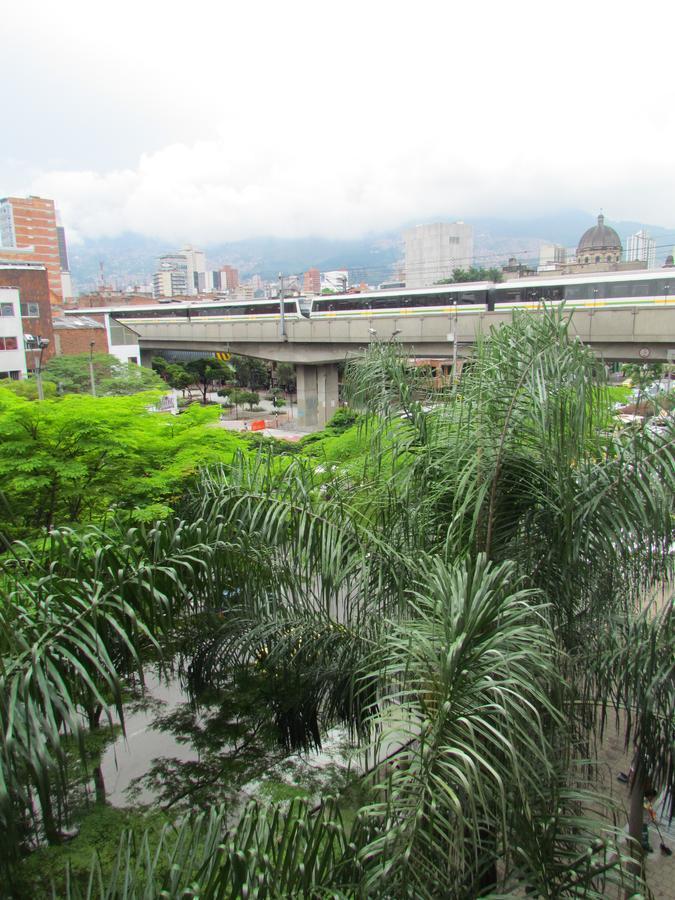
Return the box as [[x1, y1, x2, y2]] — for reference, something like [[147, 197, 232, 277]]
[[12, 804, 172, 899], [606, 385, 632, 406]]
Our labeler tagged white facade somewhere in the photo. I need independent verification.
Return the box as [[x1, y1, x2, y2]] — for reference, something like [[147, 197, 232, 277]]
[[153, 247, 208, 297], [106, 314, 141, 365], [626, 230, 656, 268], [0, 201, 16, 247], [320, 270, 349, 292], [0, 288, 27, 378], [60, 270, 74, 301], [153, 265, 188, 298], [538, 242, 567, 271], [404, 222, 474, 289]]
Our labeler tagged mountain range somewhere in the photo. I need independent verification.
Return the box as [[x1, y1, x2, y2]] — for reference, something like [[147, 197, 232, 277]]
[[67, 210, 675, 292]]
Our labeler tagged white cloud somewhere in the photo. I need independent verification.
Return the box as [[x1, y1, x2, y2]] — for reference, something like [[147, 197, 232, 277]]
[[4, 0, 675, 239]]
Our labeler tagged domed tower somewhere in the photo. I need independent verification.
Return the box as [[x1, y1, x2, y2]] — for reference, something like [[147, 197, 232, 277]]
[[576, 214, 623, 265]]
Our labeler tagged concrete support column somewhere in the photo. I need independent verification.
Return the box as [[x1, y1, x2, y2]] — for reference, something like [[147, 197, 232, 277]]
[[296, 363, 339, 428]]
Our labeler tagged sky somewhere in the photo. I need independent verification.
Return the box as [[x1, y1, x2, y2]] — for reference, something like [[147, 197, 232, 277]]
[[3, 0, 675, 244]]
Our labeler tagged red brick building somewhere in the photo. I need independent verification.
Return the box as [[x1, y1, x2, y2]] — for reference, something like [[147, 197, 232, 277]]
[[0, 196, 64, 306], [0, 263, 55, 364], [52, 314, 108, 356], [303, 268, 320, 294]]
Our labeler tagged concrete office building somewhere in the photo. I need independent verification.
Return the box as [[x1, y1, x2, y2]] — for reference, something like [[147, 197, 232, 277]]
[[626, 230, 656, 269], [153, 246, 208, 298], [404, 222, 474, 289], [320, 270, 349, 292], [538, 242, 568, 271]]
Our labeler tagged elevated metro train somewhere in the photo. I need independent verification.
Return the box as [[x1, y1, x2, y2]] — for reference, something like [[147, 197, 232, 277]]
[[109, 269, 674, 328]]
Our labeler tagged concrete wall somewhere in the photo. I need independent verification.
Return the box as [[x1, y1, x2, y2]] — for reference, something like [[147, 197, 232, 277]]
[[128, 306, 675, 364], [404, 222, 474, 289]]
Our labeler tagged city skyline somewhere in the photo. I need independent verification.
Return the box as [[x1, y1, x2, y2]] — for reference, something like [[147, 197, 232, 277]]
[[2, 1, 675, 246]]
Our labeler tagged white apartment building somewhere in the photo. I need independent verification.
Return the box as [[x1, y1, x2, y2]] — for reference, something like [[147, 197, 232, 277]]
[[625, 230, 656, 269], [404, 222, 474, 289], [320, 270, 349, 292], [0, 287, 28, 379], [153, 246, 208, 298]]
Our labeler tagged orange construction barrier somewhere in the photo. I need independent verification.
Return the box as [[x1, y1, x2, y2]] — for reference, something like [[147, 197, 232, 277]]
[[250, 419, 266, 431]]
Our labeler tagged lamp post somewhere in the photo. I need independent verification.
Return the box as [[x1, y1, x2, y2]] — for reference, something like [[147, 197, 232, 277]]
[[24, 335, 50, 401], [88, 340, 97, 397], [278, 272, 286, 340]]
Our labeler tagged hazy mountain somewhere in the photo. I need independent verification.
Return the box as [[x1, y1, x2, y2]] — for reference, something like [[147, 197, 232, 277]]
[[67, 211, 675, 292]]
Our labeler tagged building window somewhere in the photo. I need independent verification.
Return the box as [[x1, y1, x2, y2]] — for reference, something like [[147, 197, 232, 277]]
[[585, 257, 589, 263], [595, 256, 601, 263], [0, 370, 21, 380], [109, 323, 138, 346], [20, 302, 40, 317], [0, 303, 15, 317], [0, 336, 19, 351]]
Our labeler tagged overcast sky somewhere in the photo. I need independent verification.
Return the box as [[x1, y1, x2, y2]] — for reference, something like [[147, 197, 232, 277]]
[[3, 1, 675, 243]]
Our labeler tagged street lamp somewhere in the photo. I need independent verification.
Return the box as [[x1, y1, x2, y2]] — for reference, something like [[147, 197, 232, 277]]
[[24, 334, 50, 401], [278, 272, 286, 340], [89, 340, 97, 397]]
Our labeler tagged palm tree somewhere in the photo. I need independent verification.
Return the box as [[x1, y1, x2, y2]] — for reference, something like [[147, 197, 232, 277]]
[[3, 306, 672, 896]]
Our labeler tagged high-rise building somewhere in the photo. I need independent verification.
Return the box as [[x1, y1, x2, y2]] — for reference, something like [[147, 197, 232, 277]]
[[538, 242, 567, 271], [303, 268, 320, 294], [221, 265, 239, 291], [152, 246, 209, 298], [153, 265, 188, 298], [625, 230, 656, 269], [0, 196, 68, 305], [404, 222, 474, 289], [181, 246, 206, 294]]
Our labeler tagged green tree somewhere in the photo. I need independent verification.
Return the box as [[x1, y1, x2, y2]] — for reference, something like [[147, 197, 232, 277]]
[[436, 266, 504, 284], [42, 353, 164, 395], [231, 355, 270, 390], [185, 357, 234, 404], [165, 363, 193, 397], [275, 361, 296, 393], [0, 390, 245, 540], [0, 377, 57, 400], [150, 356, 169, 379], [2, 308, 672, 896]]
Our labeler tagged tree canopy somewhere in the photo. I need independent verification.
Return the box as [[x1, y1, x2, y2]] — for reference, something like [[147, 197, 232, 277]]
[[436, 266, 504, 284], [1, 308, 672, 897], [43, 353, 165, 395]]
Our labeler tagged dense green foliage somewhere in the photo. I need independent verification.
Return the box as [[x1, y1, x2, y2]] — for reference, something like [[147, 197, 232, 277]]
[[0, 309, 672, 897], [436, 266, 504, 283], [0, 391, 245, 540], [43, 353, 165, 395]]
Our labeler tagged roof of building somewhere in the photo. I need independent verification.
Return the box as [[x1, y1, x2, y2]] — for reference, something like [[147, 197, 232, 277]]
[[52, 315, 105, 330], [577, 214, 622, 253]]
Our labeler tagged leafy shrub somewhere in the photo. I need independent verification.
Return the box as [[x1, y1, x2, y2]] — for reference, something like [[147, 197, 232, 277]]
[[326, 408, 360, 431]]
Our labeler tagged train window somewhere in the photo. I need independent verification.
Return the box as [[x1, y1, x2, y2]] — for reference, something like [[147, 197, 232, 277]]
[[497, 289, 522, 303], [564, 284, 584, 300], [372, 296, 395, 309]]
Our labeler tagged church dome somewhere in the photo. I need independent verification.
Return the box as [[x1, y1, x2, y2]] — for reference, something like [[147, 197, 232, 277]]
[[577, 214, 622, 254], [576, 214, 622, 264]]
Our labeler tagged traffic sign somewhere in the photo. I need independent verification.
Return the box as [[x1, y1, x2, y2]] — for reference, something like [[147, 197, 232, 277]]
[[215, 351, 231, 362]]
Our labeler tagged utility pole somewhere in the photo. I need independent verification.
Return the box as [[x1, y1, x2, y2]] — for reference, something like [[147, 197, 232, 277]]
[[278, 272, 286, 340], [89, 341, 97, 397], [24, 335, 50, 400]]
